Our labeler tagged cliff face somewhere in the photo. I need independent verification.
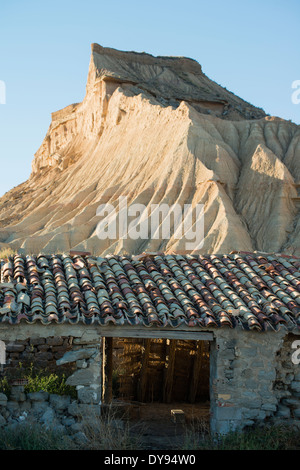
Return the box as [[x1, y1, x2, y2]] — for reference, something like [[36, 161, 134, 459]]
[[0, 44, 299, 256]]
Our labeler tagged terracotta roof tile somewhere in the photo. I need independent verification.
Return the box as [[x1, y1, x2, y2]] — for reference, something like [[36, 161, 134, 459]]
[[0, 252, 299, 332]]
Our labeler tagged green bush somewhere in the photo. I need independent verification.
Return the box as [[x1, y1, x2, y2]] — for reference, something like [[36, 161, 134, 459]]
[[24, 365, 76, 398], [0, 363, 76, 399]]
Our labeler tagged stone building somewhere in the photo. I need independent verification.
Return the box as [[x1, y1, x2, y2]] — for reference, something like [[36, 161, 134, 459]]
[[0, 251, 300, 434]]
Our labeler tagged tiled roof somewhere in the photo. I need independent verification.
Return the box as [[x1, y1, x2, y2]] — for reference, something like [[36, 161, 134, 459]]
[[0, 252, 299, 332]]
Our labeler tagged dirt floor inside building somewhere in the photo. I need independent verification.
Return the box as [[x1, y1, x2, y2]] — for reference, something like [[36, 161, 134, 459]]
[[127, 401, 210, 450]]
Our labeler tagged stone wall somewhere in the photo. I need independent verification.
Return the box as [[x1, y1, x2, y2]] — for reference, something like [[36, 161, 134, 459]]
[[3, 336, 74, 373], [56, 337, 102, 405], [2, 323, 300, 437], [272, 333, 300, 424], [0, 333, 103, 445], [0, 387, 102, 446], [209, 328, 300, 434]]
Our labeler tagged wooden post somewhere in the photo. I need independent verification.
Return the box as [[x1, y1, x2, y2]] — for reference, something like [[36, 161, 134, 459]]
[[163, 339, 177, 403], [101, 337, 106, 403], [137, 339, 151, 402], [104, 337, 113, 403], [188, 341, 204, 403]]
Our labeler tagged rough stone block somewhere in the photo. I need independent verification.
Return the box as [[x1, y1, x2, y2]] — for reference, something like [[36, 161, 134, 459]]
[[291, 381, 300, 393], [19, 401, 31, 412], [213, 405, 242, 421], [29, 337, 46, 346], [6, 401, 20, 416], [37, 344, 50, 352], [294, 372, 300, 381], [36, 351, 53, 361], [212, 418, 241, 434], [27, 391, 49, 402], [258, 370, 276, 381], [241, 369, 253, 378], [57, 348, 97, 366], [49, 394, 71, 411], [220, 349, 235, 360], [242, 348, 257, 358], [31, 401, 50, 416], [282, 397, 300, 407], [0, 393, 8, 406], [20, 351, 34, 361], [6, 343, 25, 353], [40, 407, 56, 427], [67, 402, 101, 418], [77, 386, 101, 404], [293, 408, 300, 419], [66, 368, 96, 386], [261, 403, 277, 412], [52, 346, 66, 353], [10, 389, 26, 402], [76, 359, 88, 369], [0, 414, 6, 427], [46, 336, 64, 346], [61, 416, 76, 427], [276, 405, 291, 418], [73, 335, 100, 345], [243, 408, 261, 419]]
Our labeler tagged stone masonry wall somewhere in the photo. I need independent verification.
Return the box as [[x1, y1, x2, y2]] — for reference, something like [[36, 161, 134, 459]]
[[57, 337, 102, 405], [0, 335, 103, 445], [210, 328, 287, 434], [2, 323, 300, 437], [3, 336, 75, 373], [272, 333, 300, 425]]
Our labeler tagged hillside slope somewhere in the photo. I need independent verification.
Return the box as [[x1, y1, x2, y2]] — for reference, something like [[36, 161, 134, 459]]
[[0, 44, 299, 256]]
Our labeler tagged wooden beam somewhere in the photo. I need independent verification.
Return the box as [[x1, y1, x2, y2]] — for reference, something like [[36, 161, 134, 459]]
[[0, 323, 214, 343], [97, 326, 214, 342]]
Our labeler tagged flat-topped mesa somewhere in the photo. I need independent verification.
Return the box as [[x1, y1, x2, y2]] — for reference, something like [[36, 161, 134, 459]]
[[91, 42, 204, 76], [31, 43, 268, 175], [88, 43, 267, 120]]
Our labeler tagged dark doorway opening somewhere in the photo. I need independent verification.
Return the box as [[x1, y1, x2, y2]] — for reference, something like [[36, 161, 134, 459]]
[[102, 336, 210, 449], [103, 337, 210, 404]]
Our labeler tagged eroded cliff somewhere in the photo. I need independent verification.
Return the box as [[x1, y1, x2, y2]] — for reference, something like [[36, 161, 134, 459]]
[[0, 44, 299, 256]]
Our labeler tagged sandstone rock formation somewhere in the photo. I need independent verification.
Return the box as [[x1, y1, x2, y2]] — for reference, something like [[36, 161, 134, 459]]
[[0, 44, 299, 256]]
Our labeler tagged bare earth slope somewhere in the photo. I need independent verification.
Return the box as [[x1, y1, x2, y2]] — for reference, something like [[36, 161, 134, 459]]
[[0, 44, 299, 256]]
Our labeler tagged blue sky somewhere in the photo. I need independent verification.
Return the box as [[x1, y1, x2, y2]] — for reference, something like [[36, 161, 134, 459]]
[[0, 0, 299, 197]]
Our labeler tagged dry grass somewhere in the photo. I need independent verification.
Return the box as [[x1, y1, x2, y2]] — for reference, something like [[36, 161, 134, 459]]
[[181, 421, 300, 450], [76, 404, 146, 450], [0, 247, 17, 260], [0, 419, 75, 450]]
